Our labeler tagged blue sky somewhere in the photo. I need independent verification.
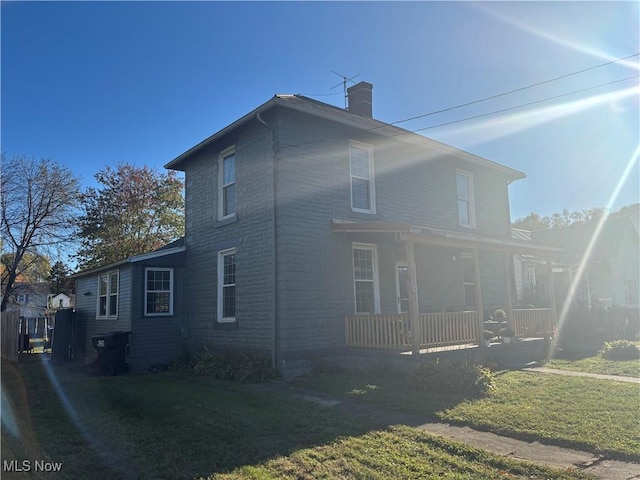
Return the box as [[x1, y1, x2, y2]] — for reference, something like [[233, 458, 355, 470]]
[[2, 1, 638, 220]]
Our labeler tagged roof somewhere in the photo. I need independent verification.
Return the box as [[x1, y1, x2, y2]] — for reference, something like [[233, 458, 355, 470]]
[[71, 237, 186, 278], [165, 93, 525, 181]]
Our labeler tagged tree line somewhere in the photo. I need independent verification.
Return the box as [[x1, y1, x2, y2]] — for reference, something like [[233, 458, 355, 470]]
[[1, 154, 184, 311]]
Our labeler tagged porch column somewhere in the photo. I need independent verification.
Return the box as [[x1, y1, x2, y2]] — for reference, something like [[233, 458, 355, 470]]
[[405, 241, 420, 356], [472, 249, 485, 345], [504, 251, 514, 323], [546, 257, 558, 331]]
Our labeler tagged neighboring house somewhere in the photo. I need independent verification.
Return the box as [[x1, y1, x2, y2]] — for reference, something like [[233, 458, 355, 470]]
[[161, 81, 555, 377], [7, 282, 50, 318], [532, 209, 640, 310], [73, 238, 186, 371]]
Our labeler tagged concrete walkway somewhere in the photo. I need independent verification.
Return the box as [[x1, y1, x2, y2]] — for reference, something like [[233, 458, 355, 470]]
[[249, 368, 640, 480], [522, 366, 640, 383]]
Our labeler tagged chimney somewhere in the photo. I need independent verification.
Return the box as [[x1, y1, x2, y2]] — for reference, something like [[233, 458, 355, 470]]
[[347, 81, 373, 117]]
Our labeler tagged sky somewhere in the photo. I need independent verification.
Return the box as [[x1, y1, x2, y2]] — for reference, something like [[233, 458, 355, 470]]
[[2, 1, 638, 221]]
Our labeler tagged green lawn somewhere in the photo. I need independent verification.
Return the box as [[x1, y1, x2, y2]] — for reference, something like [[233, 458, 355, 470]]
[[545, 351, 640, 378], [298, 367, 640, 461], [1, 358, 594, 480]]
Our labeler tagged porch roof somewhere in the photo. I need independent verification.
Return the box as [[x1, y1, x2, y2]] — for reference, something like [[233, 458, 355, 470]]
[[330, 219, 561, 256]]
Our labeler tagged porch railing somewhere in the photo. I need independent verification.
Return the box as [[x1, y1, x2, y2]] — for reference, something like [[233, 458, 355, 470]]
[[345, 311, 478, 350], [511, 308, 553, 338]]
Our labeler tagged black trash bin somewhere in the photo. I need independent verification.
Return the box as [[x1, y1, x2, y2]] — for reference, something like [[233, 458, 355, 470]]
[[92, 331, 130, 375]]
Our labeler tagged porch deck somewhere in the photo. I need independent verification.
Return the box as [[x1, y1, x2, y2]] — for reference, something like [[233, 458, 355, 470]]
[[345, 308, 553, 352]]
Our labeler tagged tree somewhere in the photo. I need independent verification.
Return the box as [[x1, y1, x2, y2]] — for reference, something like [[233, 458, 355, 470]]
[[48, 260, 74, 295], [76, 163, 184, 270], [1, 155, 80, 311], [512, 207, 606, 230], [1, 252, 51, 283]]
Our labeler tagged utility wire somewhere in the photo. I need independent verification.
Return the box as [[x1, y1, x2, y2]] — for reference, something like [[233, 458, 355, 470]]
[[390, 52, 639, 126], [414, 74, 639, 132]]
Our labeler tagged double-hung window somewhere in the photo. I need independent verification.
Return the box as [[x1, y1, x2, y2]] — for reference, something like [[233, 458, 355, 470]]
[[217, 248, 236, 322], [145, 268, 173, 316], [353, 244, 380, 314], [98, 271, 119, 318], [456, 169, 476, 228], [219, 147, 236, 219], [350, 142, 376, 213], [624, 279, 638, 304]]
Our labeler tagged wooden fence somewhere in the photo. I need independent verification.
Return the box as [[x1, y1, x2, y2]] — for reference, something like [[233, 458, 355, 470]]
[[512, 308, 553, 338], [419, 311, 478, 348], [1, 310, 21, 362]]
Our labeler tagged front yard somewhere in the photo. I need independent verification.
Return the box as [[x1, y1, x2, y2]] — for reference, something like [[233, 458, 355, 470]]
[[2, 358, 595, 480]]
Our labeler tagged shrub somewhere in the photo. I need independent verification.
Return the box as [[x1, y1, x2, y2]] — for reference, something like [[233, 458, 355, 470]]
[[169, 347, 278, 383], [409, 357, 495, 397], [601, 340, 640, 361]]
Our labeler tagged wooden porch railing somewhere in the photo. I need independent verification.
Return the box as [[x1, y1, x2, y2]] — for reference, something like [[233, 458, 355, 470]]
[[511, 308, 553, 338], [345, 311, 478, 350]]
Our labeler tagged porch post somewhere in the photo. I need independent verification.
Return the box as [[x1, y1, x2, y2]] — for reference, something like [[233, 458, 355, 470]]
[[546, 257, 558, 331], [405, 241, 420, 356], [472, 248, 485, 345], [504, 251, 514, 322]]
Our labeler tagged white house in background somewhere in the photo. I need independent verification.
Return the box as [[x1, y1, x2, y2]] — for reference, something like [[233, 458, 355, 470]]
[[47, 293, 73, 311]]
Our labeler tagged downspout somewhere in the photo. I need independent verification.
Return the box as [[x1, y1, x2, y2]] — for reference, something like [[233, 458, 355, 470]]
[[257, 112, 279, 370]]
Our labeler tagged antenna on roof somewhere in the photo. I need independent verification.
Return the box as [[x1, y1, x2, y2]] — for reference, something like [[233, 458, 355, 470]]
[[331, 71, 360, 109]]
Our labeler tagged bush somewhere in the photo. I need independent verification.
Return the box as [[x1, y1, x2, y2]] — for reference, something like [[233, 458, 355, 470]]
[[601, 340, 640, 361], [169, 347, 278, 383], [409, 357, 495, 397]]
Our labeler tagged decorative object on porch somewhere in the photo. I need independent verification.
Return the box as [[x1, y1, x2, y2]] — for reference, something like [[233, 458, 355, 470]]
[[499, 326, 516, 344], [483, 330, 494, 347]]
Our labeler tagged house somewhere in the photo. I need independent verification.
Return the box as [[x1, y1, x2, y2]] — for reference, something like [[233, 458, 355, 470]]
[[47, 293, 74, 311], [532, 209, 640, 310], [160, 81, 557, 377], [7, 282, 50, 318], [73, 238, 186, 371]]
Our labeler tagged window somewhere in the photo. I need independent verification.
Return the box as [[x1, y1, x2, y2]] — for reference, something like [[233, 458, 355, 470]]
[[353, 244, 380, 314], [217, 248, 236, 322], [145, 268, 173, 316], [16, 293, 27, 304], [219, 147, 236, 219], [624, 279, 638, 304], [462, 253, 476, 308], [350, 142, 375, 213], [456, 170, 476, 228], [98, 271, 119, 318]]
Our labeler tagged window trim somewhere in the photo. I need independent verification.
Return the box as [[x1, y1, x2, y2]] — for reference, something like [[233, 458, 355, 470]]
[[349, 141, 376, 214], [456, 169, 476, 228], [144, 267, 174, 316], [217, 247, 237, 323], [218, 146, 236, 221], [97, 270, 119, 319], [461, 252, 476, 309], [352, 243, 380, 314]]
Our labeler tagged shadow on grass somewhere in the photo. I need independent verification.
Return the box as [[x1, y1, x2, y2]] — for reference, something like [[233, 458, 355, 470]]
[[1, 358, 378, 480]]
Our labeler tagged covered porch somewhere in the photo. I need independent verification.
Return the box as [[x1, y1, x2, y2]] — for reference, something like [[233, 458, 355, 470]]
[[332, 220, 560, 355]]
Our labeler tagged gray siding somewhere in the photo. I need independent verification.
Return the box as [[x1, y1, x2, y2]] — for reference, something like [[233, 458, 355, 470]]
[[75, 266, 133, 362]]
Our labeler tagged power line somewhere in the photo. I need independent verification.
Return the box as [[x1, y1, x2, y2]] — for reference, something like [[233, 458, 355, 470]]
[[390, 52, 639, 127], [414, 74, 639, 132]]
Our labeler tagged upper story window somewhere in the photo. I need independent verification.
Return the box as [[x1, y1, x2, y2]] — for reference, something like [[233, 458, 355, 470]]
[[217, 248, 236, 322], [98, 271, 119, 318], [145, 268, 173, 316], [350, 142, 376, 214], [456, 169, 476, 228], [16, 293, 27, 304], [219, 147, 236, 220]]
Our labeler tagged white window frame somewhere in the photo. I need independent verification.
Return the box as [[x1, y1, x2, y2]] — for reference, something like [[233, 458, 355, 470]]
[[144, 267, 174, 316], [461, 252, 476, 308], [97, 271, 119, 319], [624, 279, 638, 304], [217, 248, 237, 323], [218, 146, 236, 220], [349, 141, 376, 214], [16, 293, 27, 304], [456, 169, 476, 228], [352, 243, 380, 314]]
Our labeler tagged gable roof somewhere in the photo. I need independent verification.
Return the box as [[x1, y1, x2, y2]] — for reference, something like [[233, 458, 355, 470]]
[[165, 93, 525, 181]]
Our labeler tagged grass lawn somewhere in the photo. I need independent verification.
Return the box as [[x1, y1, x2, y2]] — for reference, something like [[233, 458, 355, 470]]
[[1, 357, 594, 480], [545, 351, 640, 378], [298, 368, 640, 461]]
